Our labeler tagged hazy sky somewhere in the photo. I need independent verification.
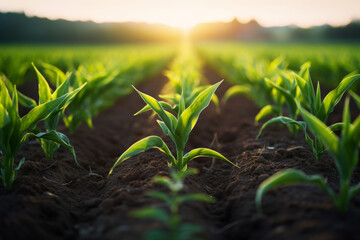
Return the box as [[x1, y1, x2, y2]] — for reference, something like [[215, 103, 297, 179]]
[[1, 0, 360, 29]]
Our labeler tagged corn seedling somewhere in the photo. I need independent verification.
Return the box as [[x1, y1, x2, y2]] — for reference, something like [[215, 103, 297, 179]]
[[257, 64, 360, 160], [0, 74, 84, 187], [109, 81, 238, 175], [27, 64, 85, 159], [256, 97, 360, 213], [132, 168, 214, 240]]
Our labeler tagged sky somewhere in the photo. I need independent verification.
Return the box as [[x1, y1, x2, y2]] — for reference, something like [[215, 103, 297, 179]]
[[1, 0, 360, 29]]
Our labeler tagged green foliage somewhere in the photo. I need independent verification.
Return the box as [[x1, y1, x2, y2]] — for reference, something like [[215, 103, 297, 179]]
[[29, 63, 85, 159], [0, 45, 175, 133], [198, 42, 360, 89], [109, 46, 237, 175], [221, 56, 286, 110], [256, 98, 360, 212], [257, 63, 360, 160], [0, 74, 83, 187], [132, 168, 214, 240], [136, 45, 219, 116], [109, 81, 238, 175], [52, 52, 174, 133]]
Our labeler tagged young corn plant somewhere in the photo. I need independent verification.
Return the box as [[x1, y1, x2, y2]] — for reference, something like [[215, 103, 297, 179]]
[[256, 97, 360, 213], [257, 64, 360, 160], [4, 64, 83, 159], [132, 168, 214, 240], [109, 81, 238, 175], [29, 64, 83, 159], [0, 75, 83, 187]]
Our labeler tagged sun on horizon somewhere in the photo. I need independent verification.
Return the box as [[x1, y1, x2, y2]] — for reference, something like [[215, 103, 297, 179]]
[[1, 0, 360, 29]]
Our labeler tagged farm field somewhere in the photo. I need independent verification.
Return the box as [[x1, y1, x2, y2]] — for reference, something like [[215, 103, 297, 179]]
[[0, 42, 360, 240]]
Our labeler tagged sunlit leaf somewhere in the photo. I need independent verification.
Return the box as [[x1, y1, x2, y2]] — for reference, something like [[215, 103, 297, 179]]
[[109, 136, 175, 175], [256, 169, 333, 212]]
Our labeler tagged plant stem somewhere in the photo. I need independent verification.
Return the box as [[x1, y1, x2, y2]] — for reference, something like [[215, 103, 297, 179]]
[[314, 137, 323, 161], [176, 149, 184, 171], [1, 156, 15, 188], [338, 178, 350, 213], [169, 188, 180, 240]]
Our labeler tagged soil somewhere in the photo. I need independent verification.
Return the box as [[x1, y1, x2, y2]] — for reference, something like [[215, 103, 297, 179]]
[[1, 65, 360, 240]]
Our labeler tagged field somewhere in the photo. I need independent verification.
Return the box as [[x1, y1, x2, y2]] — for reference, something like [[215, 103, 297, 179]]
[[1, 42, 360, 240]]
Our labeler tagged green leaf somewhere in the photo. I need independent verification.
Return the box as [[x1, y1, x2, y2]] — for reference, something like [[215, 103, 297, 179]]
[[176, 81, 221, 144], [178, 89, 186, 118], [41, 62, 67, 85], [157, 120, 171, 136], [265, 78, 298, 118], [182, 147, 239, 168], [0, 104, 9, 128], [177, 168, 198, 179], [147, 191, 172, 205], [294, 71, 316, 113], [0, 79, 12, 109], [256, 169, 332, 212], [341, 97, 351, 141], [32, 63, 52, 104], [152, 176, 175, 189], [17, 92, 38, 108], [222, 85, 251, 103], [1, 75, 37, 108], [298, 61, 311, 77], [133, 87, 175, 133], [26, 130, 78, 166], [351, 116, 360, 144], [211, 93, 220, 113], [109, 136, 175, 176], [131, 207, 169, 223], [315, 82, 322, 113], [7, 86, 20, 144], [257, 116, 311, 142], [178, 193, 215, 204], [14, 157, 25, 172], [20, 85, 84, 135], [299, 104, 339, 155], [134, 101, 175, 116], [52, 72, 72, 99], [328, 122, 344, 132], [257, 116, 320, 158], [318, 74, 360, 122], [255, 105, 280, 123]]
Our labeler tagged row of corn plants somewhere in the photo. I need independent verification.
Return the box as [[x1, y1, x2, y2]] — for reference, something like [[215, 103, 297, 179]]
[[198, 42, 360, 88], [0, 67, 84, 187], [0, 45, 175, 187], [108, 45, 239, 239], [254, 65, 360, 213], [40, 50, 175, 133], [0, 45, 176, 86], [199, 45, 360, 213]]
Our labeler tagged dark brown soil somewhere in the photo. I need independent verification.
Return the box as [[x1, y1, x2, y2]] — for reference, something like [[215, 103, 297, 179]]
[[1, 66, 360, 240]]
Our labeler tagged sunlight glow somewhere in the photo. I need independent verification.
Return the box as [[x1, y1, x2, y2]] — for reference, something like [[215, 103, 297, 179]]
[[1, 0, 360, 28]]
